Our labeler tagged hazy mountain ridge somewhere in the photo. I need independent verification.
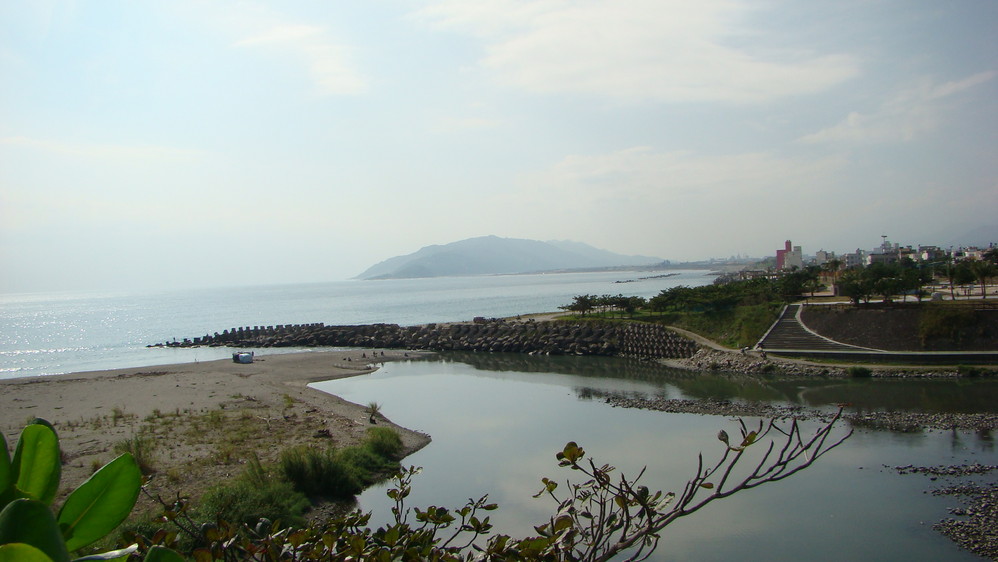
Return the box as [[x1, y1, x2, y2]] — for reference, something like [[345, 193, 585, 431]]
[[357, 236, 662, 280]]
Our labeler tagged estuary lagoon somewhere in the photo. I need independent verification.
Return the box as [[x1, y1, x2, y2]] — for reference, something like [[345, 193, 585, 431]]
[[313, 354, 998, 561]]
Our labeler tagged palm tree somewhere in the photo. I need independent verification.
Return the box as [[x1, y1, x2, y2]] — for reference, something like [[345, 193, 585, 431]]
[[821, 259, 843, 295], [367, 401, 382, 424], [967, 259, 996, 299]]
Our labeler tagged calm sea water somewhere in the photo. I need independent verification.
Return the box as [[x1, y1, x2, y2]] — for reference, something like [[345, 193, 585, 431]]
[[0, 269, 714, 378]]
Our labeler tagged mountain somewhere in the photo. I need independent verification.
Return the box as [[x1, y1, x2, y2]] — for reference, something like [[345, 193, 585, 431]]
[[356, 236, 662, 280]]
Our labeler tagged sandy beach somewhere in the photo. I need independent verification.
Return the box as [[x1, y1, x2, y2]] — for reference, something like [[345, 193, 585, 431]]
[[0, 349, 433, 515]]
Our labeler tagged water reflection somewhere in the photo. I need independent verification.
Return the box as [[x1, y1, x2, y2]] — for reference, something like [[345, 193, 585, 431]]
[[428, 352, 998, 414], [312, 354, 996, 562]]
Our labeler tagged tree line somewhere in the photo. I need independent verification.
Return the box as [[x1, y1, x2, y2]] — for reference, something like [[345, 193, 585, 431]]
[[838, 252, 997, 305], [563, 249, 998, 315]]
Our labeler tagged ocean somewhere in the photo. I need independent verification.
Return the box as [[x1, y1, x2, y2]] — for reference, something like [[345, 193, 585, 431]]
[[0, 269, 715, 379]]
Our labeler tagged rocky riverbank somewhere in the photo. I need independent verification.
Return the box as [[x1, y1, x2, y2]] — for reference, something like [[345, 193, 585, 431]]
[[668, 348, 984, 379], [893, 464, 998, 560]]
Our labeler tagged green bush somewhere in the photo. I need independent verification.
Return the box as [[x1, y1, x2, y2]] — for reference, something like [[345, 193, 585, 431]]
[[196, 478, 309, 528], [847, 366, 872, 378], [364, 427, 404, 460], [279, 446, 363, 499], [957, 364, 984, 378], [334, 448, 384, 485], [278, 429, 405, 498]]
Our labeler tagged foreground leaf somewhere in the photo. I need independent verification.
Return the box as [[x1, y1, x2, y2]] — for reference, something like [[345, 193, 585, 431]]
[[73, 544, 139, 561], [12, 422, 61, 505], [0, 499, 70, 562], [58, 454, 141, 551], [141, 546, 185, 562], [0, 431, 12, 510], [0, 543, 55, 562]]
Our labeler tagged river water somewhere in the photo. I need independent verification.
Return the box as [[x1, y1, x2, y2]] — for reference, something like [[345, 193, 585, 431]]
[[314, 354, 998, 561]]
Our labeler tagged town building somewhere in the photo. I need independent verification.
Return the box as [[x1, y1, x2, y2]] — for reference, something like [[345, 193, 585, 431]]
[[776, 240, 803, 270]]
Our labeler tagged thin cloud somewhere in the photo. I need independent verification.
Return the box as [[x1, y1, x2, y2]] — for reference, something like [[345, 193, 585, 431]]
[[1, 136, 202, 161], [231, 18, 367, 96], [432, 116, 501, 133], [799, 71, 997, 144], [233, 24, 323, 47], [528, 146, 843, 203], [415, 0, 859, 103]]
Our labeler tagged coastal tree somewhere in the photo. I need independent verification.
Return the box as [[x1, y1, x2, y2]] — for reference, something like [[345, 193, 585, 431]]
[[837, 268, 873, 305], [966, 259, 996, 299], [952, 261, 978, 298], [560, 294, 597, 317], [902, 267, 932, 302], [775, 268, 816, 303]]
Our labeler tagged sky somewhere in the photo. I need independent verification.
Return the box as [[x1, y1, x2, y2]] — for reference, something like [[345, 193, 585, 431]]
[[1, 0, 996, 293]]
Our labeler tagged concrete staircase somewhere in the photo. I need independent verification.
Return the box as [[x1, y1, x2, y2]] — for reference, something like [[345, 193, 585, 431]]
[[757, 304, 871, 352], [755, 304, 998, 364]]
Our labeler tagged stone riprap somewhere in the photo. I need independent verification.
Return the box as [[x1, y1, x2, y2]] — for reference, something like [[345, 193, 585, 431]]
[[157, 320, 699, 360]]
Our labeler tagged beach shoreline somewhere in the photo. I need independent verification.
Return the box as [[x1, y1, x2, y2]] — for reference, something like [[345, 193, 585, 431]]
[[0, 349, 434, 516]]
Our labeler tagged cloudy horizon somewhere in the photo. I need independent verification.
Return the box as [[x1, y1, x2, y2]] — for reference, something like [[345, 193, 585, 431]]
[[2, 1, 995, 293]]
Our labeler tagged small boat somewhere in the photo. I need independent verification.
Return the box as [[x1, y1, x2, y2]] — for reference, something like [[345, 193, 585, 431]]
[[232, 351, 255, 364]]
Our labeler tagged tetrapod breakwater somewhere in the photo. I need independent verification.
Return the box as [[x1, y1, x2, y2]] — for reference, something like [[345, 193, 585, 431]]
[[153, 320, 699, 360]]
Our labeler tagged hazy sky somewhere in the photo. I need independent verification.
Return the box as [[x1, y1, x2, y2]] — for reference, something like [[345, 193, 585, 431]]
[[2, 1, 996, 293]]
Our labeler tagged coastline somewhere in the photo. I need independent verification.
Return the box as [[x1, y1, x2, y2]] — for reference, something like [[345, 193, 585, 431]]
[[0, 349, 433, 515], [4, 339, 997, 558]]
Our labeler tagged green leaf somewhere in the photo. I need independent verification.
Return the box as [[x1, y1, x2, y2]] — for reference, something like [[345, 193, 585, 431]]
[[0, 431, 13, 511], [0, 499, 71, 562], [72, 544, 138, 561], [141, 546, 186, 562], [0, 543, 55, 562], [556, 442, 585, 466], [57, 454, 141, 552], [0, 431, 11, 491], [12, 423, 61, 505], [552, 515, 573, 533]]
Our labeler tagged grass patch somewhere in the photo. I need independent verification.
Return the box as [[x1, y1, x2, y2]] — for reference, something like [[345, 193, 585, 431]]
[[114, 435, 157, 475], [364, 427, 404, 460], [278, 427, 405, 499], [196, 477, 310, 529], [919, 307, 979, 346], [647, 304, 781, 348], [279, 446, 363, 499]]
